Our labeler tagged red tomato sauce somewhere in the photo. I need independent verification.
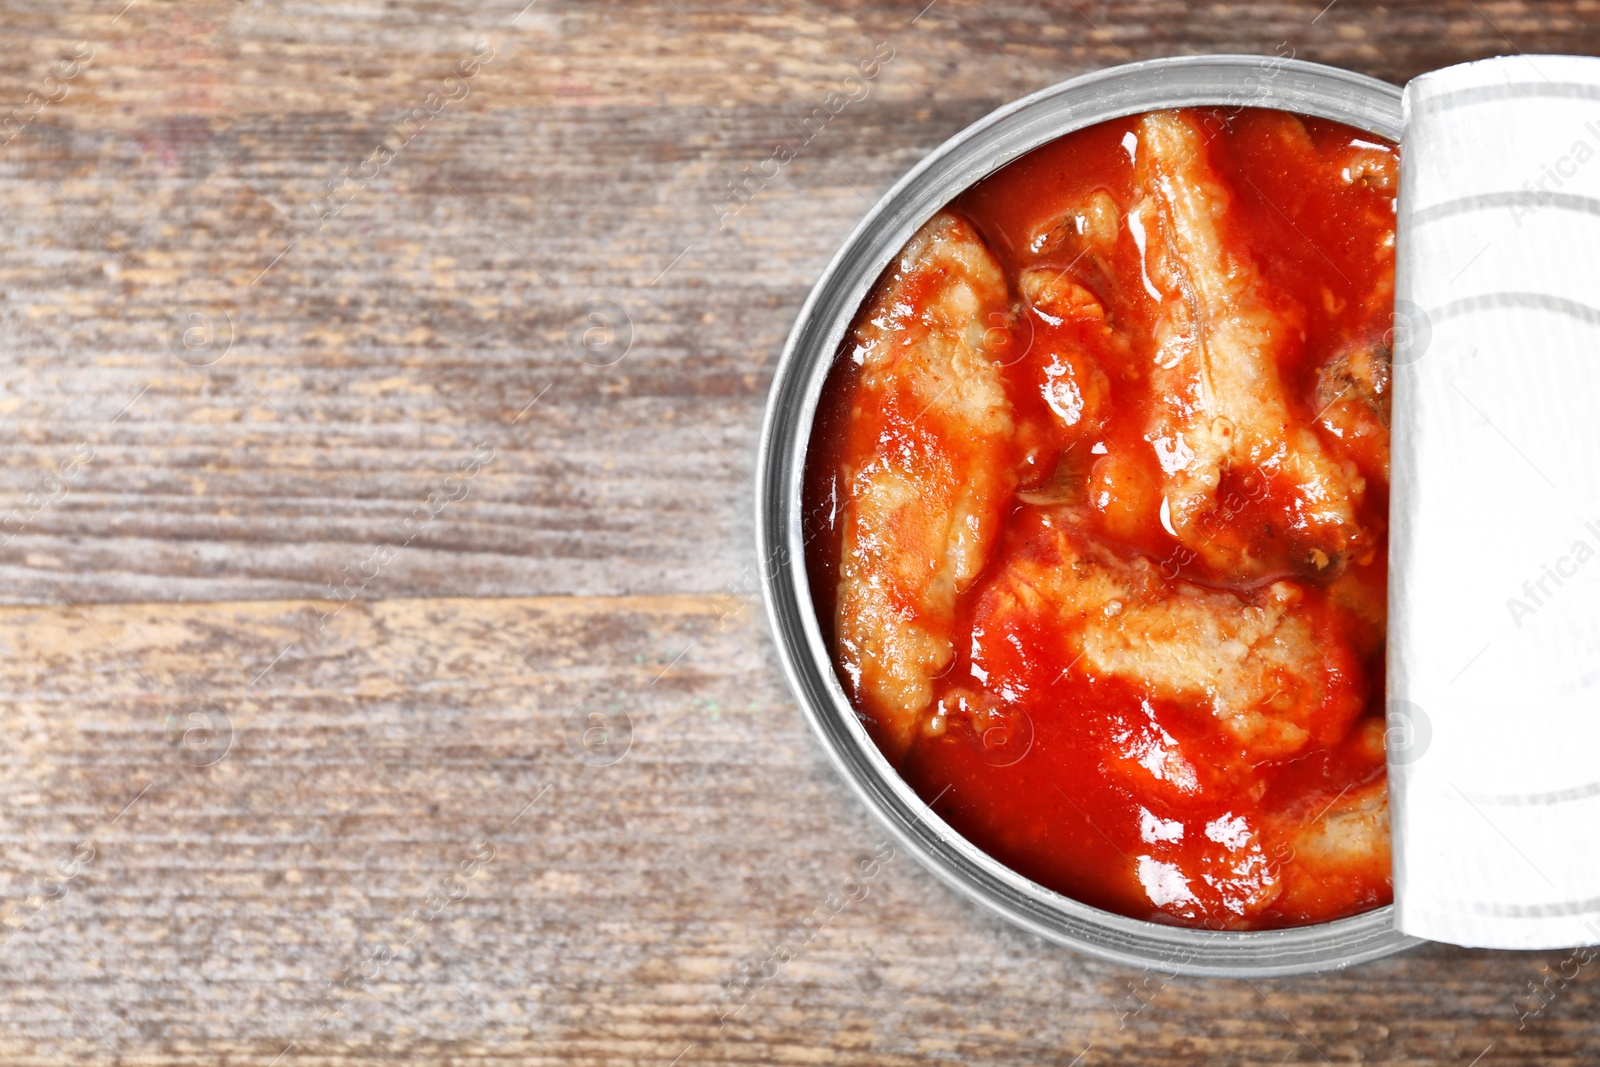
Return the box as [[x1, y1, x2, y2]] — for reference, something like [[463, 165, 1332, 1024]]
[[804, 108, 1398, 929]]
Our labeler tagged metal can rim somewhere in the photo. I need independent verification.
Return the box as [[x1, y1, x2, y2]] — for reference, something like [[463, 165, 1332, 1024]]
[[755, 54, 1419, 977]]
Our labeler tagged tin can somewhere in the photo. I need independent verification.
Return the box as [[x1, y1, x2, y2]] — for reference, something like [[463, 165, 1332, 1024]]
[[756, 54, 1419, 976]]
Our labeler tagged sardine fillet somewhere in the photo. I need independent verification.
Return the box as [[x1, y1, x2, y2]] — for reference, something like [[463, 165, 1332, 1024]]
[[975, 518, 1360, 760], [1136, 110, 1365, 575], [835, 212, 1016, 753]]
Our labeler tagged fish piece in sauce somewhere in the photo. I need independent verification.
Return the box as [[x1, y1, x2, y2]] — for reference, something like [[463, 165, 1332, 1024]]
[[834, 212, 1018, 755], [1134, 110, 1370, 578], [1314, 341, 1392, 484], [1273, 779, 1390, 917], [972, 511, 1366, 762], [1263, 716, 1391, 922]]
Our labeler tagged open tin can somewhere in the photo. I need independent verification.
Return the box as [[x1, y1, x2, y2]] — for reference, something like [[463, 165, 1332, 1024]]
[[756, 54, 1422, 976]]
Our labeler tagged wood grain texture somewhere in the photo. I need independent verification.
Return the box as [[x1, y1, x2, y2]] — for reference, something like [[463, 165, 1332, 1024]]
[[0, 0, 1597, 1063]]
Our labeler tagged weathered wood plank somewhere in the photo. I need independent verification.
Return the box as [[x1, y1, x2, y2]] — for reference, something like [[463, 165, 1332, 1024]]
[[0, 594, 1593, 1065]]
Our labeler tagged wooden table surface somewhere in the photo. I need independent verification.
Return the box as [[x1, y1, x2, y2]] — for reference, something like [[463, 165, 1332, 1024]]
[[1, 1, 1596, 1063]]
